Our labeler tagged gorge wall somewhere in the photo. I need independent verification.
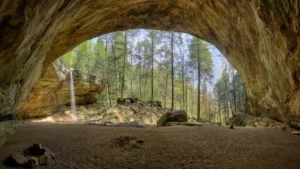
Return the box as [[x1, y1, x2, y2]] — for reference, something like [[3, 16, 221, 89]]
[[16, 59, 105, 119], [0, 0, 300, 126]]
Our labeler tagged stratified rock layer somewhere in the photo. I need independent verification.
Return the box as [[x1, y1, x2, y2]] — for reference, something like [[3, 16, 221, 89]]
[[0, 1, 300, 125], [15, 60, 105, 119]]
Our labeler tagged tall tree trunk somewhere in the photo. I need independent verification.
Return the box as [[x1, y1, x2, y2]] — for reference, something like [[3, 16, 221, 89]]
[[232, 71, 237, 114], [224, 77, 234, 117], [121, 31, 127, 99], [218, 100, 221, 123], [164, 73, 169, 108], [150, 33, 154, 106], [105, 41, 112, 107], [185, 79, 188, 113], [197, 46, 201, 122], [111, 41, 119, 98], [138, 32, 142, 100], [130, 52, 133, 98], [171, 32, 174, 110], [191, 86, 194, 118], [208, 96, 211, 121], [238, 87, 242, 112], [182, 56, 185, 111], [144, 68, 148, 101]]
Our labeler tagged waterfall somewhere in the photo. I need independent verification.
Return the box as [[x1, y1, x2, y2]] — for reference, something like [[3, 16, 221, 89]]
[[70, 70, 77, 122]]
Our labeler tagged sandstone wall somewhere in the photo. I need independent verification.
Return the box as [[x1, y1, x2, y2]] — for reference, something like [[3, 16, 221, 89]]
[[15, 60, 105, 119]]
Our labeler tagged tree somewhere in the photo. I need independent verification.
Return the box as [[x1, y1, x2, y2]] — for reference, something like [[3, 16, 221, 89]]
[[147, 30, 162, 105], [59, 29, 246, 122], [189, 37, 213, 122], [120, 31, 127, 99]]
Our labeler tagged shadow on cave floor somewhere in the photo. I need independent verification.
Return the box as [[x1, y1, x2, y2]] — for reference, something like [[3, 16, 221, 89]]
[[1, 122, 300, 169]]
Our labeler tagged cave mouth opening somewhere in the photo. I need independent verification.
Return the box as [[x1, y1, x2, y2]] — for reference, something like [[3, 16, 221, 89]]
[[2, 1, 300, 168], [19, 29, 247, 126]]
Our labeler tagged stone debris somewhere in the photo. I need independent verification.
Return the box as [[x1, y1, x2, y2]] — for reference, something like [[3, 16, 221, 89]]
[[114, 136, 144, 149], [291, 131, 300, 135], [11, 152, 28, 165], [27, 157, 39, 167], [8, 143, 55, 168]]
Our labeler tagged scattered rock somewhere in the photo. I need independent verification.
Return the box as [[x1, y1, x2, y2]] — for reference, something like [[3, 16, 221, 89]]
[[229, 113, 283, 127], [7, 143, 55, 167], [10, 152, 28, 165], [27, 157, 39, 167], [24, 143, 46, 156], [39, 152, 55, 165], [291, 131, 300, 135], [157, 110, 187, 127], [100, 104, 166, 125], [114, 136, 144, 149]]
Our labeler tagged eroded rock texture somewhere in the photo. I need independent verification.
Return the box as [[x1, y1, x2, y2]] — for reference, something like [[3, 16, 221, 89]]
[[16, 59, 105, 119], [0, 0, 300, 125]]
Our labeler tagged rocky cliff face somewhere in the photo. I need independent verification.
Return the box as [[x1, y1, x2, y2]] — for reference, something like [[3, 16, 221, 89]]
[[15, 59, 105, 119], [0, 0, 300, 125]]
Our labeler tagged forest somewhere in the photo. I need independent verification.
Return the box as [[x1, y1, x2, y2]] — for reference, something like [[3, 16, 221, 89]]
[[61, 29, 247, 124]]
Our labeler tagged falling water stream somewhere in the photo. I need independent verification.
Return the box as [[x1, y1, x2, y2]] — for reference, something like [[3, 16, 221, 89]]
[[70, 70, 77, 122]]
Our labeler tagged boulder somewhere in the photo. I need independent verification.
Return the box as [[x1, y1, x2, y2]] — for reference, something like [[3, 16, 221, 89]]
[[157, 110, 187, 127], [39, 152, 55, 165], [27, 157, 39, 167], [291, 131, 300, 135], [10, 152, 28, 165], [7, 143, 55, 167], [229, 113, 283, 127]]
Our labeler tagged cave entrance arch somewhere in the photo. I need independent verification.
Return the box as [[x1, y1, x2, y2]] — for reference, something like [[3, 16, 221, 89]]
[[1, 0, 299, 125]]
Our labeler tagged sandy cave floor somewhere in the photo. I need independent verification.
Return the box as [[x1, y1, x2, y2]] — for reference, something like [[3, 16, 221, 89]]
[[0, 122, 300, 169]]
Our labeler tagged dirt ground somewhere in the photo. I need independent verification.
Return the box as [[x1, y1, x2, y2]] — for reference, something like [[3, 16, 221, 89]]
[[0, 122, 300, 169]]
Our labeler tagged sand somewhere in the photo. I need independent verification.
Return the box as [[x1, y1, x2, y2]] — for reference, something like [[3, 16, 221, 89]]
[[0, 122, 300, 169]]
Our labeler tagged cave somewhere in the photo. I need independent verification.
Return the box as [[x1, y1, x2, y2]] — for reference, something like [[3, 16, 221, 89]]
[[1, 0, 299, 125], [1, 1, 300, 168]]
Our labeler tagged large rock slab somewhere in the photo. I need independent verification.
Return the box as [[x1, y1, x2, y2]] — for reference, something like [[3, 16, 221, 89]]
[[157, 110, 187, 127], [230, 113, 283, 127]]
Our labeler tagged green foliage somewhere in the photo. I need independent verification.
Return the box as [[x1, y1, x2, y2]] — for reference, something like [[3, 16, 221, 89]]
[[60, 29, 246, 124]]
